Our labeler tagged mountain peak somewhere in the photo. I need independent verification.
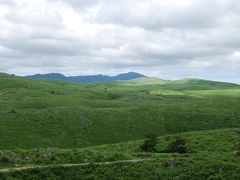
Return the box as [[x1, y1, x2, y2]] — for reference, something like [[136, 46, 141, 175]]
[[26, 72, 146, 83], [26, 73, 66, 79], [113, 72, 145, 80]]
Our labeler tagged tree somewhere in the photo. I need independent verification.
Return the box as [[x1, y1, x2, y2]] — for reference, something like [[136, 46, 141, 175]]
[[168, 137, 187, 154], [140, 133, 158, 152]]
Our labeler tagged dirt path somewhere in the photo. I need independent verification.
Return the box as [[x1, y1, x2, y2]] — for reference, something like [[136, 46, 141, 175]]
[[0, 158, 152, 173]]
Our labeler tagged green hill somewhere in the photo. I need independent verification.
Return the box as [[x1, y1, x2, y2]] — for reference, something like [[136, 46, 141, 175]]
[[0, 73, 240, 179], [0, 73, 239, 150], [0, 128, 239, 179], [117, 77, 169, 85]]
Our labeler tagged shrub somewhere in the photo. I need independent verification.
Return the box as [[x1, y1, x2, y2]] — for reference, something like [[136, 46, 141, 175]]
[[14, 156, 23, 164], [168, 137, 187, 154], [106, 93, 121, 99], [235, 147, 240, 156], [42, 149, 55, 161], [50, 91, 55, 94], [8, 109, 17, 114], [140, 133, 158, 152], [0, 151, 9, 163]]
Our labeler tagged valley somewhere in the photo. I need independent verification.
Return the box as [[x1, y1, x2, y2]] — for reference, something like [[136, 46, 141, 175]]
[[0, 73, 239, 179]]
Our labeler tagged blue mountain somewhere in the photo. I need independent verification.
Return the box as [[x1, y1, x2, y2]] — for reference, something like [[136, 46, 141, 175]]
[[28, 73, 66, 80], [26, 72, 145, 83]]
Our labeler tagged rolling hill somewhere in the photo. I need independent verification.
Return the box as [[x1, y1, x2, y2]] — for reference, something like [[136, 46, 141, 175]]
[[0, 73, 240, 149], [1, 72, 240, 178], [0, 128, 239, 179]]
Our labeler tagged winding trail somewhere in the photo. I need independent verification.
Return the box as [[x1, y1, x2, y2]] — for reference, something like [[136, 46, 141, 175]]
[[0, 158, 153, 173]]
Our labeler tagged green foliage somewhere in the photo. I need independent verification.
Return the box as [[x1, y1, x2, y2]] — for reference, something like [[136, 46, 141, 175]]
[[7, 109, 17, 114], [140, 133, 158, 152], [0, 151, 9, 164], [0, 73, 240, 178], [0, 73, 239, 149], [235, 147, 240, 156], [167, 137, 187, 154], [0, 128, 239, 179], [1, 155, 240, 180]]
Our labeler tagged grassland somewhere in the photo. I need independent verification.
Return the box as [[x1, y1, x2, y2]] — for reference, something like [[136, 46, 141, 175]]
[[0, 128, 239, 179], [0, 72, 240, 179], [0, 73, 240, 149]]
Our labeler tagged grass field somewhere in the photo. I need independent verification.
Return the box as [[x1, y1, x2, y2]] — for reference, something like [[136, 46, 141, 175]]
[[0, 73, 240, 179], [0, 128, 239, 179]]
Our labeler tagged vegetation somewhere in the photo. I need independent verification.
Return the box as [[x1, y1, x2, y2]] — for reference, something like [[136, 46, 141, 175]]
[[235, 147, 240, 156], [0, 73, 239, 149], [0, 128, 239, 179], [0, 73, 240, 178], [140, 133, 158, 152], [167, 137, 187, 154]]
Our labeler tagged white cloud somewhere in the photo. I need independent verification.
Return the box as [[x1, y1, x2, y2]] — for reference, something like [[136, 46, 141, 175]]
[[233, 52, 240, 59], [0, 0, 239, 83]]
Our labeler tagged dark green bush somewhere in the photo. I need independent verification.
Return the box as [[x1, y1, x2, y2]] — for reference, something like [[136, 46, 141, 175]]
[[140, 133, 157, 152], [168, 137, 187, 154], [106, 93, 122, 99], [0, 151, 9, 164], [8, 109, 17, 114]]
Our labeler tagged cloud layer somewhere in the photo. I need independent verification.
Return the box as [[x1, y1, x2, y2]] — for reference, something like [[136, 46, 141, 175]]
[[0, 0, 239, 82]]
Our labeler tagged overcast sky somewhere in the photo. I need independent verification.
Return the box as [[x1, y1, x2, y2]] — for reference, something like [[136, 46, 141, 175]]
[[0, 0, 240, 82]]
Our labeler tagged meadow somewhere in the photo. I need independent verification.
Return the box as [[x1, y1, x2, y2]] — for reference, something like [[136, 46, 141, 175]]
[[0, 128, 239, 179], [0, 73, 240, 179]]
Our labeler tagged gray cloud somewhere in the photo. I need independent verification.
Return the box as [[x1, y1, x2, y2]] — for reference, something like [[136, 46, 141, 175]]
[[0, 0, 239, 82], [94, 0, 240, 29]]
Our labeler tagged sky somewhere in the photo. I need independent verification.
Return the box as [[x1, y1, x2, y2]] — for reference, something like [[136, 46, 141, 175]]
[[0, 0, 240, 83]]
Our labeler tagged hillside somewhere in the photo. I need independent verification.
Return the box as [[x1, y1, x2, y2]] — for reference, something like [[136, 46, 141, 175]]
[[0, 73, 240, 150], [0, 128, 239, 179], [118, 77, 169, 85]]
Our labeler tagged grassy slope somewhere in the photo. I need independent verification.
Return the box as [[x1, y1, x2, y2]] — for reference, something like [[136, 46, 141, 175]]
[[0, 128, 239, 179], [0, 73, 240, 149]]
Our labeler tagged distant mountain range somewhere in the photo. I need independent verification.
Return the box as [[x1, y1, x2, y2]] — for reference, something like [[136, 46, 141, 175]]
[[26, 72, 146, 83]]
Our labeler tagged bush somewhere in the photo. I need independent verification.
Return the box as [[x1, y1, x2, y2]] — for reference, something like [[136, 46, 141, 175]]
[[8, 109, 17, 114], [50, 91, 55, 94], [0, 151, 9, 163], [235, 148, 240, 156], [140, 133, 158, 152], [106, 93, 121, 99], [168, 137, 187, 154]]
